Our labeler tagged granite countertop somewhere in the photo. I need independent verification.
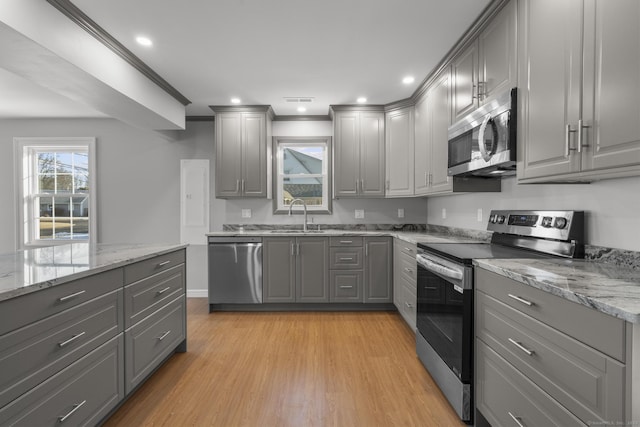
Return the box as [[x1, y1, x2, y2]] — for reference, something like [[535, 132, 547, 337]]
[[206, 230, 484, 245], [474, 258, 640, 324], [0, 242, 188, 302]]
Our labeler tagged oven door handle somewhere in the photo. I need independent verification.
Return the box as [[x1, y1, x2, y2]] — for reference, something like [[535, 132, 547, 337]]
[[417, 255, 464, 281]]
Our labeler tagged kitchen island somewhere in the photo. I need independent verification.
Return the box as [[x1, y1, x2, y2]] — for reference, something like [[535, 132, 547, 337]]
[[0, 242, 187, 426]]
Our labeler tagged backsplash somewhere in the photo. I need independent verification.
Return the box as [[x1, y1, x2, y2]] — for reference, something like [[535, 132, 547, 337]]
[[584, 245, 640, 271]]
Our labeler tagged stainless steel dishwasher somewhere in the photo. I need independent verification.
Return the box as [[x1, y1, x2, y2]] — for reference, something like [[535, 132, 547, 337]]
[[208, 236, 262, 311]]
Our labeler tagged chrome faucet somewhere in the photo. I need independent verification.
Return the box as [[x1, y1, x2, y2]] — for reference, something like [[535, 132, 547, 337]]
[[288, 198, 308, 232]]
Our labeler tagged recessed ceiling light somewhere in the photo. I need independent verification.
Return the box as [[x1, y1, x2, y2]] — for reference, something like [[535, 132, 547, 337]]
[[136, 36, 153, 47], [402, 76, 415, 85], [297, 106, 307, 113], [357, 97, 367, 103], [230, 97, 241, 104]]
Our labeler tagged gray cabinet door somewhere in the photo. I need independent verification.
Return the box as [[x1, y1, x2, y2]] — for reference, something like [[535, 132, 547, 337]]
[[518, 0, 583, 180], [428, 69, 454, 194], [296, 238, 329, 302], [582, 0, 640, 172], [385, 106, 414, 197], [452, 41, 479, 123], [359, 112, 386, 197], [364, 237, 392, 303], [334, 112, 360, 197], [413, 94, 430, 196], [241, 113, 267, 197], [478, 0, 517, 103], [330, 270, 363, 303], [263, 237, 296, 303], [215, 113, 243, 197]]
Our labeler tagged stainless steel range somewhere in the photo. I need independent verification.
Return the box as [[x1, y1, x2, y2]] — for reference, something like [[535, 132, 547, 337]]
[[415, 210, 585, 424]]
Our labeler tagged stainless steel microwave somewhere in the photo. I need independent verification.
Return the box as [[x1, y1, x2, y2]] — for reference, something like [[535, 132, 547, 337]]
[[447, 88, 517, 177]]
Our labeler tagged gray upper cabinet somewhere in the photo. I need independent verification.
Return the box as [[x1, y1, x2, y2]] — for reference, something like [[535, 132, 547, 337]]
[[414, 68, 453, 196], [212, 106, 273, 198], [452, 0, 517, 123], [385, 105, 415, 197], [518, 0, 640, 182], [333, 108, 385, 198], [364, 237, 392, 303], [263, 237, 329, 303]]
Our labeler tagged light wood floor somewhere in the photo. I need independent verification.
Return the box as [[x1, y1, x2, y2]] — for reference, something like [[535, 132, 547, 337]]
[[104, 299, 465, 427]]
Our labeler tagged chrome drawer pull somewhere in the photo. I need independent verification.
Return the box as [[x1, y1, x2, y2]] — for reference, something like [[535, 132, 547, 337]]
[[339, 285, 354, 289], [404, 268, 413, 273], [58, 331, 86, 348], [157, 260, 171, 268], [58, 290, 86, 302], [508, 294, 533, 306], [508, 338, 534, 356], [404, 247, 413, 252], [58, 400, 87, 423], [156, 287, 172, 296], [339, 257, 354, 261], [404, 302, 413, 308], [157, 330, 172, 341], [508, 412, 526, 427], [339, 240, 353, 244]]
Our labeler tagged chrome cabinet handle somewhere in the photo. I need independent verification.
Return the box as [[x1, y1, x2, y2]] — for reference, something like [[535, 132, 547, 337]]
[[296, 243, 300, 256], [339, 285, 354, 289], [404, 302, 413, 308], [340, 240, 353, 244], [508, 338, 534, 356], [340, 257, 354, 261], [58, 290, 86, 302], [157, 260, 171, 267], [578, 119, 590, 153], [361, 179, 365, 192], [235, 179, 240, 193], [508, 412, 526, 427], [404, 268, 413, 273], [291, 243, 295, 256], [157, 330, 172, 341], [508, 294, 534, 306], [565, 124, 578, 156], [404, 247, 413, 253], [355, 179, 359, 194], [58, 331, 86, 348], [58, 400, 87, 423], [156, 286, 171, 295], [241, 179, 245, 193]]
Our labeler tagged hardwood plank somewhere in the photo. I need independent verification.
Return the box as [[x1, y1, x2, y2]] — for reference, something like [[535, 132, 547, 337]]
[[103, 299, 465, 427]]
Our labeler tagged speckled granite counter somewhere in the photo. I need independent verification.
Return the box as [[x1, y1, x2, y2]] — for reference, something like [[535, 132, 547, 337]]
[[0, 243, 188, 302], [474, 258, 640, 324]]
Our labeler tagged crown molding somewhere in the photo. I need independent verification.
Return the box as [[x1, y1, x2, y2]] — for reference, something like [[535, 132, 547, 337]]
[[329, 104, 386, 113], [46, 0, 191, 106], [273, 115, 331, 121], [384, 98, 414, 112], [209, 105, 275, 120]]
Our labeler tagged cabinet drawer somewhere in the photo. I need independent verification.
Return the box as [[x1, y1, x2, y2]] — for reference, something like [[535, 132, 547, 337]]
[[0, 268, 123, 336], [329, 247, 363, 269], [125, 295, 186, 394], [398, 253, 416, 286], [476, 340, 586, 427], [397, 241, 416, 258], [0, 334, 124, 427], [329, 237, 363, 247], [475, 268, 625, 361], [476, 290, 625, 424], [399, 280, 416, 332], [124, 249, 186, 285], [0, 289, 122, 409], [124, 264, 185, 328], [330, 270, 363, 302]]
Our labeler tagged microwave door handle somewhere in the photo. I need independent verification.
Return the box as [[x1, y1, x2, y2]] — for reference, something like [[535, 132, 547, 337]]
[[477, 114, 497, 162]]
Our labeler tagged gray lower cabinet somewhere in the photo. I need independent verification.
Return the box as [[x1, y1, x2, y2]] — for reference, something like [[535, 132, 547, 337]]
[[364, 237, 393, 303], [393, 239, 417, 330], [263, 237, 329, 303], [0, 248, 187, 425], [329, 237, 364, 303], [475, 267, 627, 426]]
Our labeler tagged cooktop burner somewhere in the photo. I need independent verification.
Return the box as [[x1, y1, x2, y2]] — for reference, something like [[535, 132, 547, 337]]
[[417, 242, 549, 265]]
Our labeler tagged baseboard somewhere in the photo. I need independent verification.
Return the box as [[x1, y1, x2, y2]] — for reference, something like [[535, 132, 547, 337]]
[[187, 289, 208, 298]]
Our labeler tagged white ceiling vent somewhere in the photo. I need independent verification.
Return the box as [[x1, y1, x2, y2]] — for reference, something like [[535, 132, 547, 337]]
[[284, 97, 314, 103]]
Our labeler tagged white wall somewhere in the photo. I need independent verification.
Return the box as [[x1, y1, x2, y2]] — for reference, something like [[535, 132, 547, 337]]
[[218, 120, 429, 228], [427, 175, 640, 251]]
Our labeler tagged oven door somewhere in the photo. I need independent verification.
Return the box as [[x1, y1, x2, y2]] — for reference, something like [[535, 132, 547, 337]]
[[416, 252, 473, 383]]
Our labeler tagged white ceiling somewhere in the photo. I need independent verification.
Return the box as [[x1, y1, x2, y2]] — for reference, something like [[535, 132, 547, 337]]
[[1, 0, 492, 119]]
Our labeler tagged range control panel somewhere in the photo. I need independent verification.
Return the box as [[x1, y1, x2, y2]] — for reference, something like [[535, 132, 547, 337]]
[[487, 210, 584, 241]]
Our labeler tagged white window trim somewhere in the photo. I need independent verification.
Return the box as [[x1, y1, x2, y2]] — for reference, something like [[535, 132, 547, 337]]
[[272, 136, 332, 214], [14, 137, 97, 249]]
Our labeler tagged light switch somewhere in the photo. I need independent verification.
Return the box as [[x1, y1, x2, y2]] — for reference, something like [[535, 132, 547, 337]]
[[477, 208, 483, 222], [355, 209, 364, 219], [442, 208, 447, 219], [241, 209, 252, 218], [398, 208, 405, 218]]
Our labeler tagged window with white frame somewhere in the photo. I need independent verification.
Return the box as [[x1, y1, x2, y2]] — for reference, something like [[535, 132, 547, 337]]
[[274, 136, 332, 214], [15, 137, 96, 247]]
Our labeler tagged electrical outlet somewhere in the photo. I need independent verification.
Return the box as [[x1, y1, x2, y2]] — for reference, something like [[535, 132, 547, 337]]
[[442, 208, 447, 219], [477, 208, 483, 222], [355, 209, 364, 219], [241, 209, 252, 218], [397, 208, 405, 218]]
